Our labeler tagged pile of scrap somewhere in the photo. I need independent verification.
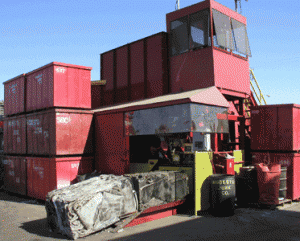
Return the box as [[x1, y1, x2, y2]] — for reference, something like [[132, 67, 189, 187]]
[[45, 174, 138, 240], [124, 171, 189, 211], [45, 171, 189, 239]]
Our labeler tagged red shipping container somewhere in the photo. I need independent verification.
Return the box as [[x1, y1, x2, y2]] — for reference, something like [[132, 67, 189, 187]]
[[3, 115, 26, 155], [26, 62, 92, 112], [100, 32, 169, 108], [26, 109, 93, 156], [2, 156, 27, 195], [256, 163, 281, 205], [3, 74, 26, 116], [252, 152, 300, 200], [27, 156, 94, 200], [251, 104, 300, 151]]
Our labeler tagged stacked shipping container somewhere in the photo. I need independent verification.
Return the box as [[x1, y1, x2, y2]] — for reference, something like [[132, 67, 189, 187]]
[[251, 104, 300, 200], [3, 62, 94, 200], [92, 32, 169, 109]]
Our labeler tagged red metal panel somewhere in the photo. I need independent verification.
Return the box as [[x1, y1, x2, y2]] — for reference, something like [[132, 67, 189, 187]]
[[3, 115, 26, 155], [27, 115, 40, 155], [101, 51, 115, 106], [2, 156, 15, 193], [27, 109, 93, 156], [294, 107, 300, 151], [251, 106, 277, 150], [146, 33, 168, 98], [170, 48, 214, 93], [213, 49, 250, 95], [102, 91, 114, 106], [13, 156, 27, 196], [2, 156, 26, 195], [116, 46, 128, 88], [277, 107, 293, 150], [3, 74, 26, 116], [115, 88, 129, 104], [95, 113, 129, 175], [251, 105, 300, 151], [252, 152, 300, 201], [100, 32, 168, 106], [27, 157, 50, 200], [55, 112, 71, 155], [102, 52, 114, 91], [125, 200, 183, 228], [81, 114, 94, 154], [27, 156, 94, 200], [49, 156, 94, 191], [91, 85, 102, 109], [3, 120, 8, 153], [130, 40, 145, 101], [26, 62, 92, 112]]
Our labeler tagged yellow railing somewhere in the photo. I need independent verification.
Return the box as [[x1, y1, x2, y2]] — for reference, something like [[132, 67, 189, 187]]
[[243, 69, 267, 117], [250, 69, 267, 105]]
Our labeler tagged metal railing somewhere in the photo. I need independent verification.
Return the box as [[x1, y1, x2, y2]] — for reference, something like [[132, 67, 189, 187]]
[[250, 69, 267, 105], [243, 69, 267, 118]]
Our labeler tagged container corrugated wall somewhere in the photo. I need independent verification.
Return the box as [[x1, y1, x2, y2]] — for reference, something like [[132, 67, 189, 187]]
[[27, 156, 94, 200], [97, 32, 169, 109], [3, 115, 26, 155], [26, 62, 92, 112], [26, 108, 93, 156], [2, 156, 27, 195], [3, 74, 26, 116], [251, 104, 300, 151], [94, 112, 129, 175]]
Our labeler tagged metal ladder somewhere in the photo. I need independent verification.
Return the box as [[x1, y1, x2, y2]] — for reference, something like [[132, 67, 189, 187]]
[[244, 69, 267, 117]]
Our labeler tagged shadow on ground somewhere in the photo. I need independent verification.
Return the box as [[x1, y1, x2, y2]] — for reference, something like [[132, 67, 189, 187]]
[[0, 189, 44, 205], [21, 218, 68, 240]]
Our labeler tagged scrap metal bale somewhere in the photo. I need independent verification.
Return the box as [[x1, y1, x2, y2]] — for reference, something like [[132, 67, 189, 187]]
[[124, 171, 189, 211], [45, 174, 138, 240]]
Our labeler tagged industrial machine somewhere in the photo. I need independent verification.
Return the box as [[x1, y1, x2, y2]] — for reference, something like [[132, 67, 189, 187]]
[[94, 0, 254, 217]]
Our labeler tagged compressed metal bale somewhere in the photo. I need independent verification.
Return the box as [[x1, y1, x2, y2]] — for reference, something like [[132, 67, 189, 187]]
[[124, 171, 189, 211], [45, 174, 138, 240]]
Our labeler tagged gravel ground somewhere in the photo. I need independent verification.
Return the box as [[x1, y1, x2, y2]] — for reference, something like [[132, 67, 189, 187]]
[[1, 189, 300, 241]]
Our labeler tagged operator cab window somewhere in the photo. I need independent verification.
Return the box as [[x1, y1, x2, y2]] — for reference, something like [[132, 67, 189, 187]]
[[170, 16, 189, 56], [189, 10, 210, 49], [231, 19, 251, 57], [212, 9, 233, 51], [170, 9, 210, 56], [212, 9, 251, 57]]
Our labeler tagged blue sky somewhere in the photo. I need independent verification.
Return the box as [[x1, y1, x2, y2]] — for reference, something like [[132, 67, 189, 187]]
[[1, 0, 299, 104]]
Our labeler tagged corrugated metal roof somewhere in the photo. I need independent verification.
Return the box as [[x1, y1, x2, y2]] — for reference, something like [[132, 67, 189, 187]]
[[94, 86, 229, 114]]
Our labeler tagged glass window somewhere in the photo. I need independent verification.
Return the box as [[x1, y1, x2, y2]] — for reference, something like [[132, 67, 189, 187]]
[[170, 16, 189, 56], [212, 9, 233, 50], [189, 10, 210, 49], [231, 19, 251, 57]]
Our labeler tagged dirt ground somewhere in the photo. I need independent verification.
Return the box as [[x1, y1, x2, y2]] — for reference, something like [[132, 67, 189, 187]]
[[0, 189, 300, 241]]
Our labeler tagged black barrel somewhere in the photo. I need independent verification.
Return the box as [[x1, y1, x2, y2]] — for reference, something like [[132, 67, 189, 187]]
[[210, 174, 236, 217], [236, 166, 259, 206], [279, 167, 287, 200]]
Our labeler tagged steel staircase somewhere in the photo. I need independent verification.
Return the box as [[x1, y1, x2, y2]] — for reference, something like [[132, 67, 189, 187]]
[[228, 69, 267, 155]]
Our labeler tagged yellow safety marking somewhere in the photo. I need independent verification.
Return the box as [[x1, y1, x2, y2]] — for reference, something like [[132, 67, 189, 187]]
[[195, 151, 213, 215], [233, 150, 244, 174], [148, 159, 159, 171]]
